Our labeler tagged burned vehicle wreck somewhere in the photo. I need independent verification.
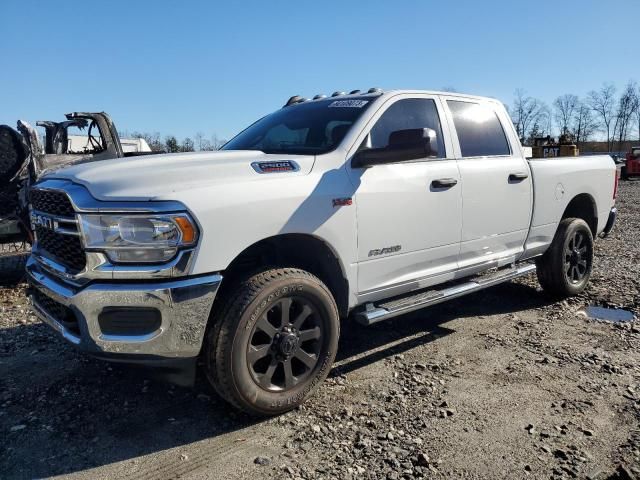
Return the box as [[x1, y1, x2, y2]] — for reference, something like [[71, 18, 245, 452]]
[[0, 112, 154, 246]]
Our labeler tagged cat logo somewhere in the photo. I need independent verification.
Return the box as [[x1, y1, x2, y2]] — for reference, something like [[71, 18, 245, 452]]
[[543, 147, 560, 158]]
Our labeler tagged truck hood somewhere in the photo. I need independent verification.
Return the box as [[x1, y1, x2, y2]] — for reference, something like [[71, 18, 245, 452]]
[[45, 150, 315, 201]]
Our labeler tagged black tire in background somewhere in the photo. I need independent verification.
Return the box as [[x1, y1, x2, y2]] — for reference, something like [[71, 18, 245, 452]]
[[204, 268, 340, 416], [0, 125, 27, 185], [536, 217, 594, 297], [620, 166, 629, 180]]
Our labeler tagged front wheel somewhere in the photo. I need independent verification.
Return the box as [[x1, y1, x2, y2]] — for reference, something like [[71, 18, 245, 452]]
[[536, 217, 594, 297], [204, 268, 339, 416]]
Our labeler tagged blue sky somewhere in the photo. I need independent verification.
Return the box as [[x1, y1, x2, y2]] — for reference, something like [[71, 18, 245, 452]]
[[2, 0, 639, 141]]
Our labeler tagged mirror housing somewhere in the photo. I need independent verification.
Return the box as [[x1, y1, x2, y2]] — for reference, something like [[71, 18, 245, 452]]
[[353, 128, 438, 168]]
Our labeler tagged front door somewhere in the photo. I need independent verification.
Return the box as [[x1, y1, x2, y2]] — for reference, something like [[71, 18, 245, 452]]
[[444, 98, 532, 270], [348, 95, 463, 298]]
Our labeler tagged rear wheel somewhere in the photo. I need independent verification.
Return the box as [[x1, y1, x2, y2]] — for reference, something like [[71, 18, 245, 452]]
[[204, 268, 339, 416], [536, 217, 594, 297]]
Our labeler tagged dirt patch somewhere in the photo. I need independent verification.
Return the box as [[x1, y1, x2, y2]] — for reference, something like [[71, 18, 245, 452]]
[[1, 182, 639, 479]]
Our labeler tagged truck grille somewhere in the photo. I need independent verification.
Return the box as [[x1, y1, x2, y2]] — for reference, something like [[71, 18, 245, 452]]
[[32, 289, 80, 336], [33, 225, 86, 272], [30, 188, 86, 273], [30, 189, 75, 217]]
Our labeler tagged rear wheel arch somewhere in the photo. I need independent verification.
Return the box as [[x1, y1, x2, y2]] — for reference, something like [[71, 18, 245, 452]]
[[560, 193, 598, 237]]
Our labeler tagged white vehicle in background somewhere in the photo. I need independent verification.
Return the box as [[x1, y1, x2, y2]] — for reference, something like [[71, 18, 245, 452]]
[[68, 135, 151, 154], [25, 89, 617, 415]]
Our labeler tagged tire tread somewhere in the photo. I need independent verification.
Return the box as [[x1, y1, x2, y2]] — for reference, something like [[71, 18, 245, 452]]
[[536, 217, 593, 297], [204, 268, 338, 415]]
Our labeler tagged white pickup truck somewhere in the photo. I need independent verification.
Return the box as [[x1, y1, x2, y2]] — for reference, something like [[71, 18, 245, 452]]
[[26, 89, 617, 415]]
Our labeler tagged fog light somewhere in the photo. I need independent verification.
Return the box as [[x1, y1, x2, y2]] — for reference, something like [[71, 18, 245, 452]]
[[98, 307, 161, 336]]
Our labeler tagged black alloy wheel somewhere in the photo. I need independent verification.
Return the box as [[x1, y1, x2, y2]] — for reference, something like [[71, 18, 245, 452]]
[[247, 296, 323, 391], [564, 230, 590, 284]]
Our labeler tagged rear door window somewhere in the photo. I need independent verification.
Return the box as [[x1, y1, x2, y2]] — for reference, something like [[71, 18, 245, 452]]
[[447, 100, 510, 157]]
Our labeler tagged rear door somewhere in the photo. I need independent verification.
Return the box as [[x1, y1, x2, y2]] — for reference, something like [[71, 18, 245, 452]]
[[443, 97, 532, 270]]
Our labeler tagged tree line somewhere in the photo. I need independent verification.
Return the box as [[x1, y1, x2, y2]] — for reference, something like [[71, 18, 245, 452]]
[[509, 80, 640, 152], [119, 131, 228, 153]]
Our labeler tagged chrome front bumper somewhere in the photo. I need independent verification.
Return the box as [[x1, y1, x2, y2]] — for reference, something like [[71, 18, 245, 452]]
[[26, 256, 222, 361]]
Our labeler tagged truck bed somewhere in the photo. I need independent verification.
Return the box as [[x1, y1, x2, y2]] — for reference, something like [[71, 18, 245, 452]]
[[523, 154, 616, 259]]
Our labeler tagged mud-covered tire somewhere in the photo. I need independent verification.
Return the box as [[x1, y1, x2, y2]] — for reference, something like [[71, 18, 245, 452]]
[[536, 217, 594, 297], [204, 268, 339, 416], [0, 125, 27, 185]]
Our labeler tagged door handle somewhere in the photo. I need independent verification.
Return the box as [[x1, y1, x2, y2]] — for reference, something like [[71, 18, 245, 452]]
[[508, 172, 529, 182], [431, 178, 458, 189]]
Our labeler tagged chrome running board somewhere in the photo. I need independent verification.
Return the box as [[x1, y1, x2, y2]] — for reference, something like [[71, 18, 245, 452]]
[[355, 263, 536, 326]]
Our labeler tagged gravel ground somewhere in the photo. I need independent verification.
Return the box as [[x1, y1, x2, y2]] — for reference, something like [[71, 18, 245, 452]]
[[1, 181, 639, 480]]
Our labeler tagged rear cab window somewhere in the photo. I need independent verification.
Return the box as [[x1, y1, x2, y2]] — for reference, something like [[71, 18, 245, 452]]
[[446, 100, 511, 158]]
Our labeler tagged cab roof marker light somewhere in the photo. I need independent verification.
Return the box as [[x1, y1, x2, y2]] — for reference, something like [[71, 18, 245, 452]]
[[349, 89, 361, 94], [368, 87, 382, 93], [284, 95, 305, 107], [313, 94, 326, 100], [331, 91, 345, 97]]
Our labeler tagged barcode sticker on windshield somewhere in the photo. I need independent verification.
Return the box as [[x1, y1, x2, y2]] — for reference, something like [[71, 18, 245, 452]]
[[328, 100, 369, 108]]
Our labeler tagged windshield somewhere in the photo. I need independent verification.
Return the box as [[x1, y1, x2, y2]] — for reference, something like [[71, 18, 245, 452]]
[[222, 97, 375, 155]]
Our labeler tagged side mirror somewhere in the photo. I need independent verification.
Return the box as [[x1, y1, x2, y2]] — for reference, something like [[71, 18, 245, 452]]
[[353, 128, 438, 168]]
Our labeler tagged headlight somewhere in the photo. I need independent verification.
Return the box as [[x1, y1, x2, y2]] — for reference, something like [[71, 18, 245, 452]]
[[78, 213, 198, 263]]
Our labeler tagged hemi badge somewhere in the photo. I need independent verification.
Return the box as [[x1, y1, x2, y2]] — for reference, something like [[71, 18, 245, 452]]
[[251, 160, 300, 174], [332, 198, 352, 207]]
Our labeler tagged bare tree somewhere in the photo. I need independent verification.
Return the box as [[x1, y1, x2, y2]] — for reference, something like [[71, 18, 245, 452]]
[[180, 137, 195, 152], [634, 84, 640, 143], [572, 101, 597, 147], [553, 94, 579, 135], [210, 134, 227, 150], [127, 131, 165, 152], [194, 132, 205, 151], [612, 81, 638, 151], [199, 138, 214, 151], [540, 104, 552, 136], [193, 132, 222, 151], [510, 89, 547, 142], [527, 120, 544, 144], [588, 83, 617, 151]]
